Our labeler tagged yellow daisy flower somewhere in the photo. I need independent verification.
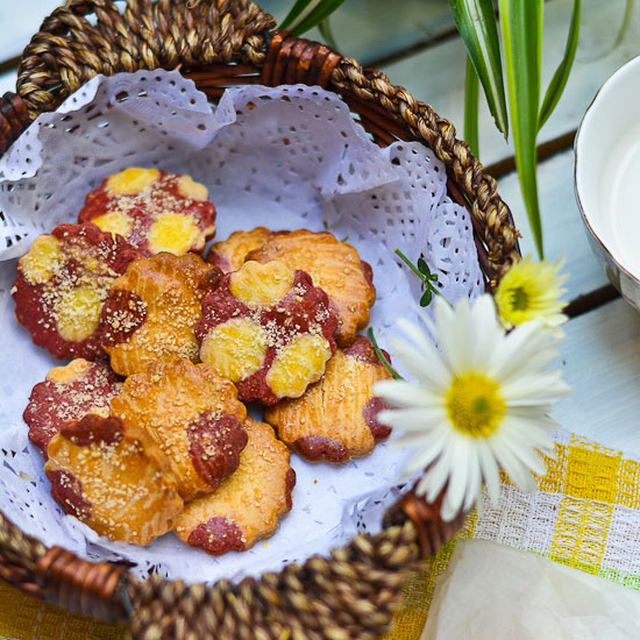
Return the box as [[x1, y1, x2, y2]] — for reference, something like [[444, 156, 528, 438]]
[[495, 255, 567, 331]]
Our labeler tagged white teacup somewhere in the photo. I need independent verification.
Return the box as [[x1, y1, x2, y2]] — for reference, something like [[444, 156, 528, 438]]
[[575, 55, 640, 309]]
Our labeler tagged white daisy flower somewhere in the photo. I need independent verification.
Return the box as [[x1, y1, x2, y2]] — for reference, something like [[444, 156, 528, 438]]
[[374, 294, 571, 522]]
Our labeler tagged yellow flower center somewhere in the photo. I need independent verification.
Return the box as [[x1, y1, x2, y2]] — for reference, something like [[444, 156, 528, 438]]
[[509, 286, 529, 311], [445, 372, 506, 437]]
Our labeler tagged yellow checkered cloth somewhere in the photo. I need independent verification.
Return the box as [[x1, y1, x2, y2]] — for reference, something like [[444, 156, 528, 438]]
[[2, 431, 638, 640], [385, 431, 640, 639]]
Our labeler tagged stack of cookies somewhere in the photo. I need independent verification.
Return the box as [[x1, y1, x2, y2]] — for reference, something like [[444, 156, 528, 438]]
[[14, 167, 393, 555]]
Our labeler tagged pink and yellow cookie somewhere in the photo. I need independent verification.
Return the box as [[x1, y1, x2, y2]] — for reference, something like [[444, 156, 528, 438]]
[[45, 414, 183, 545], [12, 223, 139, 360], [265, 336, 393, 462], [78, 167, 216, 256], [246, 229, 376, 346], [100, 252, 222, 376], [174, 417, 295, 555], [195, 260, 338, 405], [110, 359, 248, 502], [23, 359, 123, 458]]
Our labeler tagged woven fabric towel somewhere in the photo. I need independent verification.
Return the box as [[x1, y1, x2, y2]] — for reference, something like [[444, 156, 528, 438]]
[[1, 431, 638, 640]]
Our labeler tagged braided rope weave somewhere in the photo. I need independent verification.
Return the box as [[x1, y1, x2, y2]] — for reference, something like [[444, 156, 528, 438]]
[[0, 1, 520, 636]]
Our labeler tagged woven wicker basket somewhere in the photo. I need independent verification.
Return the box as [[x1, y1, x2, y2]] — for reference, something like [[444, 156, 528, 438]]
[[0, 1, 521, 638]]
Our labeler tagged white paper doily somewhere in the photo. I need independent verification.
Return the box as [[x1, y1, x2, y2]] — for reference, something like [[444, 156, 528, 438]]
[[0, 70, 483, 583]]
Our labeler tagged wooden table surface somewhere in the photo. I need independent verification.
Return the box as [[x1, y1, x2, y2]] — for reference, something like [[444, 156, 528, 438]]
[[1, 0, 639, 636]]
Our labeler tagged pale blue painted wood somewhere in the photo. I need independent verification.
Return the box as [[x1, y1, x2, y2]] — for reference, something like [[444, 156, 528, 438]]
[[553, 298, 640, 453]]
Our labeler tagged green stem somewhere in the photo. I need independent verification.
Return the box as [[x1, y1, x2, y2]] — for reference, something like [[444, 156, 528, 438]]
[[367, 328, 402, 380], [614, 0, 634, 48], [319, 18, 338, 50], [394, 248, 427, 282], [464, 56, 480, 158], [394, 248, 441, 296]]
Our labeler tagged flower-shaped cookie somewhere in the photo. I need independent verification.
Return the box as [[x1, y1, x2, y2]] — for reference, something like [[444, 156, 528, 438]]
[[195, 260, 338, 405], [12, 223, 139, 360], [175, 417, 295, 555], [265, 336, 393, 462], [23, 359, 123, 458], [110, 360, 248, 501], [246, 229, 376, 346], [206, 226, 272, 273], [78, 167, 216, 256], [101, 252, 222, 376], [45, 414, 183, 545]]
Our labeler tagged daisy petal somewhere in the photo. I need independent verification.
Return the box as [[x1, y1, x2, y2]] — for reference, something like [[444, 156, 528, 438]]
[[491, 436, 538, 493], [442, 437, 471, 519], [477, 440, 502, 506], [373, 380, 441, 408], [377, 407, 446, 431]]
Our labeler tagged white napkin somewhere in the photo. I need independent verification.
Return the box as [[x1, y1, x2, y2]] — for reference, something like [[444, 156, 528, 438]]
[[422, 538, 640, 639]]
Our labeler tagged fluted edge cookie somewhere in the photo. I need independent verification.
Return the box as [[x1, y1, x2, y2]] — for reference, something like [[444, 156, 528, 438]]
[[101, 252, 222, 376], [175, 417, 295, 555], [12, 223, 139, 360], [246, 229, 375, 346], [45, 414, 183, 545], [110, 359, 248, 501], [265, 335, 393, 462], [78, 167, 216, 256], [24, 358, 123, 458], [196, 260, 338, 405]]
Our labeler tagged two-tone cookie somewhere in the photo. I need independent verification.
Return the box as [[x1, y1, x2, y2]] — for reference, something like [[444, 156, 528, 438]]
[[78, 167, 216, 256], [110, 359, 248, 501], [12, 223, 139, 360], [45, 414, 183, 545], [23, 359, 123, 458], [245, 229, 376, 346], [101, 252, 222, 376], [175, 417, 295, 555], [265, 336, 393, 462], [196, 260, 338, 405]]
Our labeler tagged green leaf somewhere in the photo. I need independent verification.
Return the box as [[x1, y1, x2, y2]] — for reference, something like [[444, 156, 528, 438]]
[[280, 0, 348, 35], [464, 55, 480, 157], [613, 0, 635, 49], [499, 0, 544, 257], [450, 0, 509, 137], [417, 256, 429, 275], [420, 289, 433, 307], [280, 0, 316, 30], [538, 0, 581, 130], [318, 17, 338, 50]]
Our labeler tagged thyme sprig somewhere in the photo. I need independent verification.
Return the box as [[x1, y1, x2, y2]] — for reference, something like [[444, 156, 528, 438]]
[[367, 328, 402, 380], [394, 248, 441, 307]]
